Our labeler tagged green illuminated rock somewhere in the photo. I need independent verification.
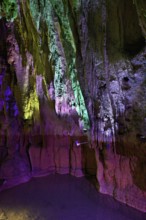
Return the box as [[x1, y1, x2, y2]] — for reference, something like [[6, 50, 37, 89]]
[[29, 0, 90, 129], [0, 0, 18, 21]]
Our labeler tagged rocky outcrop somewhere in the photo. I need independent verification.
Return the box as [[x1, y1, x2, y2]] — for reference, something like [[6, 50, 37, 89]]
[[0, 0, 146, 213]]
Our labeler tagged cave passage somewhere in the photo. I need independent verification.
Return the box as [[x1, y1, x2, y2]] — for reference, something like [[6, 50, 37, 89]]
[[0, 0, 146, 215]]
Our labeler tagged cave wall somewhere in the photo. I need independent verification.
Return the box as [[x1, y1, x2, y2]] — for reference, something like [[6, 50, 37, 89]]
[[0, 0, 146, 212]]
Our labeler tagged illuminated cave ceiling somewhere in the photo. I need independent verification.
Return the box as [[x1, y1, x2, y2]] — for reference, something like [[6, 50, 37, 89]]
[[0, 0, 146, 212]]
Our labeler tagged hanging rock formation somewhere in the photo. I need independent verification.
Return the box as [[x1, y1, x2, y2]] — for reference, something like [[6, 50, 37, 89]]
[[0, 0, 146, 212]]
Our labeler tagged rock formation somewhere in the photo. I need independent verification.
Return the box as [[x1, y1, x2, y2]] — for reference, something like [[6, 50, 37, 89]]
[[0, 0, 146, 212]]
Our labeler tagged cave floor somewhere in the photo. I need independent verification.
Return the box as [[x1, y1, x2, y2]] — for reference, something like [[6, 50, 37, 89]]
[[0, 174, 145, 220]]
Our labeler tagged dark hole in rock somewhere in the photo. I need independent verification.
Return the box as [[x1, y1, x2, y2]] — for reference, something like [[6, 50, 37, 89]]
[[121, 76, 131, 90], [123, 77, 129, 82], [99, 82, 106, 89]]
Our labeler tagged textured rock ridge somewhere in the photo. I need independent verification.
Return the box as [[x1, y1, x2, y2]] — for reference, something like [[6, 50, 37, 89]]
[[0, 0, 146, 212]]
